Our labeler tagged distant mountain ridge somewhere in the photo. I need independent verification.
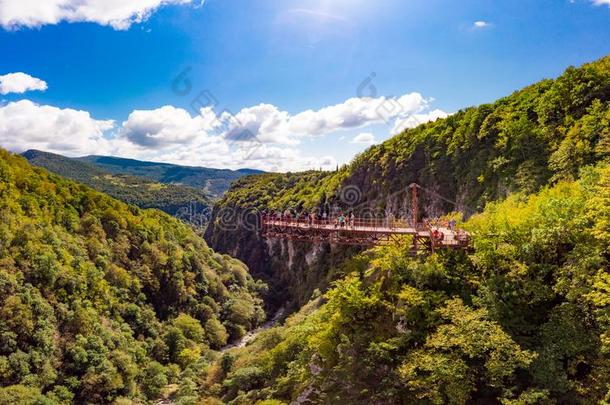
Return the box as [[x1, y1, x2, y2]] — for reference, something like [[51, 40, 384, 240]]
[[77, 155, 263, 197], [22, 150, 211, 224]]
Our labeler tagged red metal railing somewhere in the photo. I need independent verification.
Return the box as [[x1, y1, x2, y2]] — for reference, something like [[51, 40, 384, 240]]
[[261, 215, 419, 230], [261, 214, 470, 248]]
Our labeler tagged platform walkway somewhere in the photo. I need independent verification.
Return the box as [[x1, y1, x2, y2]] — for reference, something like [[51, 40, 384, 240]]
[[261, 216, 470, 251]]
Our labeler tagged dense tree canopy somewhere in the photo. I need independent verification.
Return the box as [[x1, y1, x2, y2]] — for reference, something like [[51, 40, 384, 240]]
[[201, 165, 610, 404], [0, 150, 266, 403]]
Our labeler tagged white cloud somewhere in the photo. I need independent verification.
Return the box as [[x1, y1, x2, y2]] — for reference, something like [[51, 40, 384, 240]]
[[0, 72, 47, 95], [222, 104, 293, 144], [113, 93, 444, 170], [392, 109, 450, 134], [473, 20, 491, 29], [0, 0, 199, 30], [351, 132, 376, 145], [592, 0, 610, 5], [227, 143, 336, 172], [0, 99, 113, 155], [222, 92, 434, 145], [120, 105, 218, 147], [0, 88, 447, 172]]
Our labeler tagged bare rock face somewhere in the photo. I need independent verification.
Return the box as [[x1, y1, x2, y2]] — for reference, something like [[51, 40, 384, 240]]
[[204, 205, 372, 314]]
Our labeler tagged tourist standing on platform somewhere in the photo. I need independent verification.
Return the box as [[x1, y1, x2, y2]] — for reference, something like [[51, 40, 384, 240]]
[[388, 212, 395, 229]]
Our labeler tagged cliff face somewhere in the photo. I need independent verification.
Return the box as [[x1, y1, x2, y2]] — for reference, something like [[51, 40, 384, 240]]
[[205, 56, 610, 311], [204, 203, 360, 311]]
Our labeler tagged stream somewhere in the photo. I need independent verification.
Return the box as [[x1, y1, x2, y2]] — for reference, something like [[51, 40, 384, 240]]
[[221, 307, 285, 352], [155, 308, 287, 404]]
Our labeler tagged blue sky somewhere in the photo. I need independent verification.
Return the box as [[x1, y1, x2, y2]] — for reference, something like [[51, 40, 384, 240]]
[[1, 0, 610, 171]]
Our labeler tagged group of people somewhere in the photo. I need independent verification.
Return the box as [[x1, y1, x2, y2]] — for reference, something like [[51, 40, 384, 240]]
[[334, 212, 356, 228], [428, 218, 469, 246], [263, 210, 410, 230], [263, 209, 357, 228], [263, 210, 469, 244]]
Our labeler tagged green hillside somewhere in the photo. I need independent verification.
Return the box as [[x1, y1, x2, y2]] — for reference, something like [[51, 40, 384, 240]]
[[202, 56, 610, 403], [214, 56, 610, 213], [22, 150, 211, 226], [0, 150, 266, 403], [203, 165, 610, 404], [77, 155, 263, 198], [206, 55, 610, 310]]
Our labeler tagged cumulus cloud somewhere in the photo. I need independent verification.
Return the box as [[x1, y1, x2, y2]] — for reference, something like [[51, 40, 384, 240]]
[[0, 72, 47, 95], [0, 0, 199, 30], [112, 93, 445, 170], [222, 92, 435, 145], [592, 0, 610, 5], [0, 88, 447, 171], [75, 104, 331, 171], [392, 109, 450, 134], [228, 143, 336, 172], [473, 20, 491, 29], [290, 93, 424, 134], [120, 105, 218, 147], [222, 104, 293, 144], [0, 99, 113, 155], [351, 132, 376, 145]]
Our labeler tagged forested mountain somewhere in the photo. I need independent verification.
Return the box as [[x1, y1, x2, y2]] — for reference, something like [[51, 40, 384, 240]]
[[202, 56, 610, 403], [4, 54, 610, 405], [0, 150, 266, 403], [77, 155, 263, 198], [22, 150, 211, 224], [22, 150, 264, 230]]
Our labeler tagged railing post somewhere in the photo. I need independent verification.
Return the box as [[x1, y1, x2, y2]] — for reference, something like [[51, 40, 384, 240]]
[[409, 183, 419, 227]]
